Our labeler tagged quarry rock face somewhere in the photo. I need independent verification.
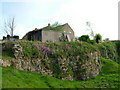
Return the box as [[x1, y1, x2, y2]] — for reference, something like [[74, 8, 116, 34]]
[[2, 44, 101, 80]]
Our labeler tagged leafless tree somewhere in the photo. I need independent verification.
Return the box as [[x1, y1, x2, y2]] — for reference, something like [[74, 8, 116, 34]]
[[4, 17, 16, 37], [86, 21, 94, 39]]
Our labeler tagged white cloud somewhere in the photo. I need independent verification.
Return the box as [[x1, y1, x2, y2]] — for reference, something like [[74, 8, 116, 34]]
[[48, 0, 118, 40], [1, 0, 119, 40], [14, 25, 31, 39]]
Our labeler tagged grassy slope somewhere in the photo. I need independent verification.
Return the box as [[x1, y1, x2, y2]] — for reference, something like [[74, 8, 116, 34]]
[[100, 57, 119, 74], [2, 58, 119, 88]]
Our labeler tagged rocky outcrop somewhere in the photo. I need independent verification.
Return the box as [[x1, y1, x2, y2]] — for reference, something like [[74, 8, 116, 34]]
[[12, 44, 23, 59], [1, 43, 101, 81]]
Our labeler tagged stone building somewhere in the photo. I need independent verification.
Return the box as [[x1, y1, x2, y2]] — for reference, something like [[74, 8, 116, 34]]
[[22, 23, 75, 42]]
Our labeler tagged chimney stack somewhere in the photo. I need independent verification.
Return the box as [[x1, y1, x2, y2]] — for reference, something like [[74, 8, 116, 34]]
[[48, 23, 50, 27], [35, 28, 37, 30]]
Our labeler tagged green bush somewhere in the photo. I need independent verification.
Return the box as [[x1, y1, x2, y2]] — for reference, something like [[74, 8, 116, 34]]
[[87, 40, 96, 45], [78, 35, 90, 42], [94, 33, 102, 43], [96, 42, 119, 63]]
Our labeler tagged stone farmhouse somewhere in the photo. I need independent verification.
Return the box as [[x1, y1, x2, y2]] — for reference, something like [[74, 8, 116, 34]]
[[22, 23, 75, 42]]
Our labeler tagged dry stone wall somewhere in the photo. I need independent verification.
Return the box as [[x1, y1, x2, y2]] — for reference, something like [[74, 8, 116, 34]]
[[1, 43, 101, 80]]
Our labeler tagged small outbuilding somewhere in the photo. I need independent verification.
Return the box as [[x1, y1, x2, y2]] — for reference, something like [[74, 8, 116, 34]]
[[22, 23, 75, 42]]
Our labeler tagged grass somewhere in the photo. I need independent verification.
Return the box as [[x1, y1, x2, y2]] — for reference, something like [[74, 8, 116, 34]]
[[100, 57, 119, 74], [0, 67, 2, 89], [2, 58, 119, 88]]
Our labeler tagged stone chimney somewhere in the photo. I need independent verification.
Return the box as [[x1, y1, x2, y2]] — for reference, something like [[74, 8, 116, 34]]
[[48, 23, 50, 27], [35, 28, 37, 30]]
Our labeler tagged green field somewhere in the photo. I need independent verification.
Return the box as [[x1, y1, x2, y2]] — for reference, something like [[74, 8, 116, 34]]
[[1, 58, 119, 88]]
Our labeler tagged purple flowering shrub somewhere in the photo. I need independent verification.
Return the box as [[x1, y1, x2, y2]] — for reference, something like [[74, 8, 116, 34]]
[[33, 44, 54, 57], [32, 42, 77, 58], [4, 41, 98, 59]]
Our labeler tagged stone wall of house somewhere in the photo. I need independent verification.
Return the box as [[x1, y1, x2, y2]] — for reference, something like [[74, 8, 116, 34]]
[[1, 43, 101, 81], [42, 30, 62, 42], [22, 23, 75, 42], [42, 29, 74, 42], [62, 23, 75, 41]]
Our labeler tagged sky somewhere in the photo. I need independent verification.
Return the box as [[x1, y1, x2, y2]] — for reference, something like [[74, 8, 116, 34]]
[[0, 0, 119, 40]]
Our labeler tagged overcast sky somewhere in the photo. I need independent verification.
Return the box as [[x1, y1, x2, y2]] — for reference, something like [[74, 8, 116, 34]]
[[0, 0, 119, 40]]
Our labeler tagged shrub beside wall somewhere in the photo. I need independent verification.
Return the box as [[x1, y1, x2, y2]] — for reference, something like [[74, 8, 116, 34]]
[[96, 42, 120, 63]]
